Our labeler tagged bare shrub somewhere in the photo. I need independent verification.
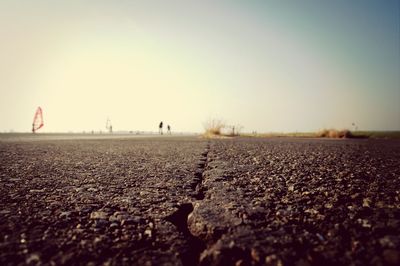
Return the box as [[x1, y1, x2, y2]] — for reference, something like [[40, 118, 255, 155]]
[[317, 129, 330, 138], [341, 129, 353, 138], [203, 118, 226, 136], [317, 129, 354, 139]]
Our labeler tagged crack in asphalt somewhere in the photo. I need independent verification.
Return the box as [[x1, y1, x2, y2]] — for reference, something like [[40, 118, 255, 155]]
[[164, 142, 211, 266], [193, 143, 210, 200]]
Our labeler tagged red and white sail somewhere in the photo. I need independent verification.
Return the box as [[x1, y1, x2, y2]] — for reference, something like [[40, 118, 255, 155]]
[[32, 107, 44, 133]]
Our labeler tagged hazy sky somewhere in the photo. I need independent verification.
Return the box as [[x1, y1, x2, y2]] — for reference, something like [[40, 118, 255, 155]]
[[1, 0, 399, 133]]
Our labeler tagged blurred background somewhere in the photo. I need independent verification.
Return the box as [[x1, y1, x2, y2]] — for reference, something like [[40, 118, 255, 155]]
[[0, 0, 399, 133]]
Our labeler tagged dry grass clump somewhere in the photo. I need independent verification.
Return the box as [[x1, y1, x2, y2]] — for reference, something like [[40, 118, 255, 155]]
[[317, 129, 353, 139], [203, 119, 225, 136]]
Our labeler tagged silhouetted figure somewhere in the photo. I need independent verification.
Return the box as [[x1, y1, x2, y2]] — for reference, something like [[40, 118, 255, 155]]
[[167, 125, 171, 134], [159, 121, 163, 135]]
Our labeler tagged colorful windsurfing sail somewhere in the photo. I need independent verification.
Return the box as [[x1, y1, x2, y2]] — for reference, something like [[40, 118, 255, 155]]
[[32, 107, 44, 133]]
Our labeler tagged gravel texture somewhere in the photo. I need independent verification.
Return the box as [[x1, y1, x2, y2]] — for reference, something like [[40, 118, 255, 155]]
[[0, 135, 399, 266]]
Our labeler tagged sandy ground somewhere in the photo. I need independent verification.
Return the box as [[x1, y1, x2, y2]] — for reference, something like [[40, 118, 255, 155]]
[[0, 134, 399, 265]]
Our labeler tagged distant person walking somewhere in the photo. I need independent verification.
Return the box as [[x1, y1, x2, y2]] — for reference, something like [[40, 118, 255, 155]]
[[159, 121, 163, 135], [167, 125, 171, 135]]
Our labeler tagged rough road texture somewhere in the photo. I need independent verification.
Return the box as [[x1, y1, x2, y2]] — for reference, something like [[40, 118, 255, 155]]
[[0, 135, 399, 266], [190, 138, 400, 266]]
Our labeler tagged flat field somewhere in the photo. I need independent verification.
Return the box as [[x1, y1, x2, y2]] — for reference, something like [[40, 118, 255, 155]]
[[0, 134, 399, 265]]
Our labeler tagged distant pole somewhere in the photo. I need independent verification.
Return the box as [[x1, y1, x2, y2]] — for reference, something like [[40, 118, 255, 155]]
[[106, 118, 112, 134]]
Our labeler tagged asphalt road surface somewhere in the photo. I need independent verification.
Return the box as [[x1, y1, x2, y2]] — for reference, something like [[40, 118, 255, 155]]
[[0, 134, 399, 265]]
